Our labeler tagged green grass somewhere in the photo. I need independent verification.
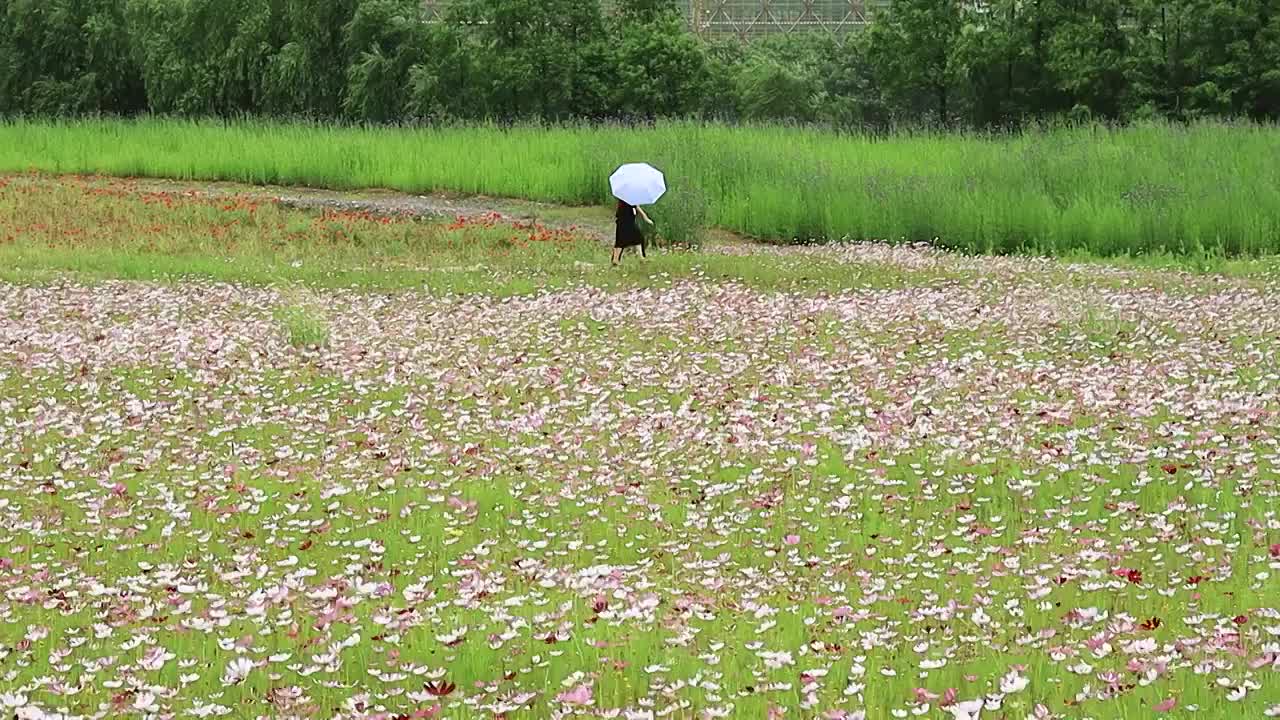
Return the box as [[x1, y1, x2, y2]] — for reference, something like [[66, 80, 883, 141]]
[[273, 305, 331, 348], [2, 117, 1280, 257], [0, 175, 975, 294]]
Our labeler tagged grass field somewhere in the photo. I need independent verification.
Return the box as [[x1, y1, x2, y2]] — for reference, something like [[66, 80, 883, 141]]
[[3, 118, 1280, 258], [2, 176, 1280, 719]]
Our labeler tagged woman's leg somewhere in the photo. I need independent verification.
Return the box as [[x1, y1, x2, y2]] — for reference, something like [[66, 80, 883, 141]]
[[611, 247, 622, 266]]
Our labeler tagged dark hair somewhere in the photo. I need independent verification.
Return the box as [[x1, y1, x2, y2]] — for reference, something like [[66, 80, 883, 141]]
[[616, 199, 631, 210]]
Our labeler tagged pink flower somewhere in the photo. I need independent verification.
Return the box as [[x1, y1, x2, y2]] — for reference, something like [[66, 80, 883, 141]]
[[913, 688, 940, 703], [784, 535, 800, 545], [1154, 697, 1177, 712], [556, 683, 592, 706], [1249, 653, 1277, 670]]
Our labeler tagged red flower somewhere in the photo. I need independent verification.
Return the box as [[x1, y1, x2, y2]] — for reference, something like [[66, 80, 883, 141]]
[[1112, 568, 1143, 585], [1160, 464, 1178, 475], [1233, 614, 1248, 626], [1140, 617, 1162, 631], [424, 680, 456, 697]]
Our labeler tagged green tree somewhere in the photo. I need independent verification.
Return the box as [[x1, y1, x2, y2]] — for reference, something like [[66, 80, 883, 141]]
[[450, 0, 609, 119], [731, 35, 831, 122], [1251, 2, 1280, 118], [342, 0, 427, 122], [126, 0, 284, 115], [865, 0, 967, 124], [616, 0, 680, 23], [263, 0, 358, 116], [608, 1, 711, 117], [0, 0, 145, 115], [1043, 0, 1131, 120], [953, 0, 1054, 125], [1124, 0, 1279, 119], [817, 35, 892, 128]]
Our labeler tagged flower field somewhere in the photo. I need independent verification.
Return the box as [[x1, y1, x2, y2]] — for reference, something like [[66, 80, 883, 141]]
[[2, 176, 1280, 719]]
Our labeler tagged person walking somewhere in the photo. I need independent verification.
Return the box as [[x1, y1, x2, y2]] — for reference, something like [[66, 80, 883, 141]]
[[612, 199, 652, 266]]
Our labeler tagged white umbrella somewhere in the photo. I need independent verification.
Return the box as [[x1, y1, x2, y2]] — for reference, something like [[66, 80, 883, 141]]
[[610, 163, 666, 206]]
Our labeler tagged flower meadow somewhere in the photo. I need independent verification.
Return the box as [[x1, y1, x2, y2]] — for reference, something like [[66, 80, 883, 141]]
[[1, 176, 1280, 719]]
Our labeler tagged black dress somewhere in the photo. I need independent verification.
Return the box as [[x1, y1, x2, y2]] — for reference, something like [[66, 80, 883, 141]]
[[615, 203, 645, 255]]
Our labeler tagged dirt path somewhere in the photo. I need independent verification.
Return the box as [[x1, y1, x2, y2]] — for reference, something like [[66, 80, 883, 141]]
[[8, 171, 750, 249], [127, 176, 755, 250], [135, 178, 614, 242]]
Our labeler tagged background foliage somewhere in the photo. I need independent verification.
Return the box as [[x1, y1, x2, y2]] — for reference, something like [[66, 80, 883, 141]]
[[4, 0, 1280, 126]]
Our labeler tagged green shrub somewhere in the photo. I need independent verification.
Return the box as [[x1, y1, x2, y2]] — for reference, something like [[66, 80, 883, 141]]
[[650, 179, 708, 250], [274, 305, 331, 348]]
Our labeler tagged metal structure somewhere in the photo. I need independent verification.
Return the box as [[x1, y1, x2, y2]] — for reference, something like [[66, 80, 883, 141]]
[[690, 0, 884, 36], [421, 1, 889, 38]]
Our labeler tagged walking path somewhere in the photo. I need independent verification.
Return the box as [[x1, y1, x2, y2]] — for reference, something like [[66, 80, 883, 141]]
[[129, 176, 758, 250]]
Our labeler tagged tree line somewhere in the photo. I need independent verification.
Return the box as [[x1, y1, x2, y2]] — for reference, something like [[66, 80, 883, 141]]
[[2, 0, 1279, 127]]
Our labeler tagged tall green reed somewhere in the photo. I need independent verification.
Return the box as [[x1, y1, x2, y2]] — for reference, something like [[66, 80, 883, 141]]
[[2, 117, 1277, 257]]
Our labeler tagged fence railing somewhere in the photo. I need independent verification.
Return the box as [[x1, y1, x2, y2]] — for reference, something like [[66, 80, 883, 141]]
[[421, 1, 889, 37]]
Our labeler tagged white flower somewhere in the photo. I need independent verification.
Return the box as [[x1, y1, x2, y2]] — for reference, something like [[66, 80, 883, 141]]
[[435, 626, 467, 645], [1124, 638, 1156, 655], [187, 703, 232, 718], [222, 657, 253, 685], [947, 699, 983, 720], [1, 693, 29, 709], [759, 650, 794, 669], [139, 647, 176, 671], [1000, 670, 1029, 694], [133, 692, 159, 713]]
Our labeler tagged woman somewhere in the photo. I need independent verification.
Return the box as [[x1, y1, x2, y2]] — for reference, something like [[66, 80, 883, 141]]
[[613, 200, 653, 266]]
